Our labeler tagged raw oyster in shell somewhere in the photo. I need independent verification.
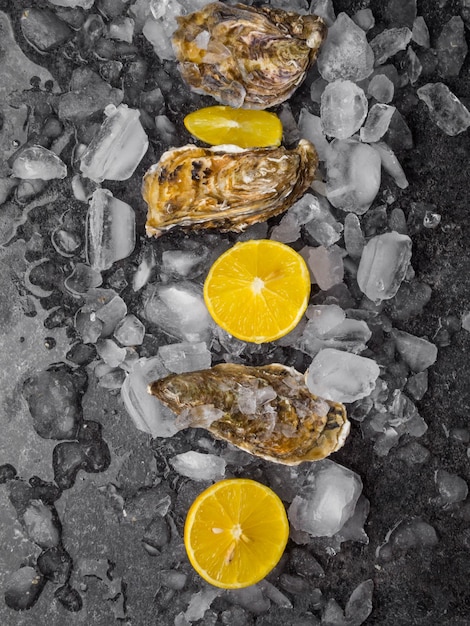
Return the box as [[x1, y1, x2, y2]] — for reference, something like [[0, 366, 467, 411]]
[[148, 363, 349, 465], [172, 2, 327, 109], [143, 140, 318, 238]]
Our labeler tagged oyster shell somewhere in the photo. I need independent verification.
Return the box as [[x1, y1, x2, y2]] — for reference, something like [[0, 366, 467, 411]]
[[148, 363, 349, 465], [143, 140, 318, 238], [172, 2, 327, 109]]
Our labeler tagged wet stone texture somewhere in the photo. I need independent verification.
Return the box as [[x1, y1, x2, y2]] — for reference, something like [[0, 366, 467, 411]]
[[1, 0, 470, 625]]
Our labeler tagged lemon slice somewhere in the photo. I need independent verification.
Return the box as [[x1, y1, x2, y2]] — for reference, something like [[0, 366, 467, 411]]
[[184, 479, 289, 589], [203, 239, 311, 343], [184, 106, 283, 148]]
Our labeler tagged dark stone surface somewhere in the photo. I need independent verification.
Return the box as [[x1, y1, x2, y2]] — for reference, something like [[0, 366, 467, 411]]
[[0, 0, 470, 624]]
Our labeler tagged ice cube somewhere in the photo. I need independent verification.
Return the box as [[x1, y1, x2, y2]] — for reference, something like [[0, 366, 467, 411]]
[[96, 339, 127, 368], [362, 389, 428, 456], [121, 356, 179, 438], [306, 348, 380, 403], [406, 47, 422, 85], [352, 9, 375, 32], [58, 67, 124, 123], [270, 195, 322, 243], [94, 293, 127, 337], [86, 189, 135, 272], [300, 318, 372, 357], [133, 244, 156, 292], [367, 74, 394, 103], [226, 586, 270, 614], [317, 13, 374, 82], [298, 109, 330, 161], [64, 264, 102, 294], [388, 208, 408, 234], [170, 451, 226, 482], [391, 329, 438, 372], [436, 16, 467, 77], [305, 304, 345, 335], [405, 370, 428, 401], [383, 108, 413, 152], [257, 580, 292, 609], [80, 104, 148, 183], [304, 245, 344, 291], [344, 214, 365, 260], [155, 115, 179, 146], [370, 28, 412, 65], [326, 138, 382, 214], [160, 248, 210, 279], [357, 232, 412, 302], [270, 218, 301, 244], [97, 369, 127, 390], [412, 16, 431, 48], [310, 76, 328, 103], [371, 142, 409, 190], [332, 495, 370, 550], [142, 281, 212, 343], [309, 0, 336, 26], [303, 195, 343, 247], [417, 82, 470, 136], [158, 341, 211, 374], [12, 146, 67, 180], [182, 587, 221, 623], [143, 0, 182, 60], [114, 314, 146, 346], [360, 104, 396, 143], [108, 17, 135, 43], [321, 80, 368, 140], [288, 460, 363, 537]]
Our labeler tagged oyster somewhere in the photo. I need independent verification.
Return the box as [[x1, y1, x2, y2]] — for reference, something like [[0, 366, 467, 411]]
[[143, 140, 318, 238], [148, 363, 349, 465], [172, 2, 327, 109]]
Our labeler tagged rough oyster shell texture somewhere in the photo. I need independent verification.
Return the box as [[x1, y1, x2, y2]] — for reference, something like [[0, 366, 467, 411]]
[[143, 140, 318, 237], [172, 2, 327, 109], [149, 363, 349, 465]]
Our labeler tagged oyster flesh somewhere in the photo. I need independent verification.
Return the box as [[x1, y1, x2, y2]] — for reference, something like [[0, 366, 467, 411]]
[[148, 363, 349, 465], [143, 140, 318, 238], [172, 2, 327, 109]]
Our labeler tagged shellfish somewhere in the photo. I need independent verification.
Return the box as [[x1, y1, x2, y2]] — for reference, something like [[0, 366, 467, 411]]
[[143, 140, 318, 238], [172, 2, 327, 109], [148, 363, 349, 465]]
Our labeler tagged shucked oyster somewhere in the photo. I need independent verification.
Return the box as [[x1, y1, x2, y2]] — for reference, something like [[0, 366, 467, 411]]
[[148, 363, 349, 465], [143, 140, 318, 238], [172, 2, 327, 109]]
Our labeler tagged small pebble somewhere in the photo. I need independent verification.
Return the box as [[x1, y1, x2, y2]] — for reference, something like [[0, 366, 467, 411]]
[[4, 566, 45, 611], [37, 547, 73, 584], [143, 516, 171, 550], [54, 584, 83, 612], [0, 463, 17, 484], [53, 434, 110, 490], [22, 364, 84, 440]]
